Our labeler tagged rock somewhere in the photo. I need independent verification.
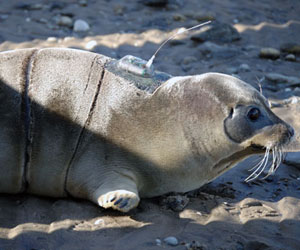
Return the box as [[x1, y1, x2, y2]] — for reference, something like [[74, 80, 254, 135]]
[[182, 56, 197, 65], [161, 194, 189, 211], [85, 40, 97, 50], [191, 22, 241, 43], [239, 63, 250, 72], [284, 153, 300, 169], [56, 16, 73, 28], [198, 42, 240, 60], [285, 54, 296, 62], [280, 43, 300, 55], [259, 48, 280, 60], [78, 0, 88, 6], [173, 14, 186, 22], [245, 241, 270, 250], [73, 19, 90, 32], [164, 236, 179, 246], [227, 67, 238, 74], [155, 239, 162, 246], [114, 4, 126, 15], [15, 3, 43, 10], [242, 201, 263, 208], [141, 0, 168, 7], [185, 241, 206, 250], [265, 73, 300, 85], [184, 11, 215, 22], [47, 37, 57, 42], [49, 2, 66, 11]]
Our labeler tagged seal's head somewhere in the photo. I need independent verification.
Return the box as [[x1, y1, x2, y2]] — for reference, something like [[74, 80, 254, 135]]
[[154, 72, 295, 183]]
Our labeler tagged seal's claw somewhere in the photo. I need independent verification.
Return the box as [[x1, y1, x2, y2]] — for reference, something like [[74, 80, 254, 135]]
[[97, 190, 140, 212]]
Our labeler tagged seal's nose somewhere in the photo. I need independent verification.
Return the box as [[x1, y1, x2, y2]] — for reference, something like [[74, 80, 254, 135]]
[[288, 126, 295, 138]]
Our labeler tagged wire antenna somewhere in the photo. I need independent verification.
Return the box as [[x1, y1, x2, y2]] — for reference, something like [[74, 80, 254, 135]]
[[145, 20, 212, 69]]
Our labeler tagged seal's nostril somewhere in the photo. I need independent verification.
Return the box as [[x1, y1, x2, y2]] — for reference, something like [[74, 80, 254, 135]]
[[289, 127, 295, 138]]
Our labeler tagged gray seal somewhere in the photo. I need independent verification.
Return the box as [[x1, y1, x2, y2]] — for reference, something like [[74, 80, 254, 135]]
[[0, 48, 296, 212]]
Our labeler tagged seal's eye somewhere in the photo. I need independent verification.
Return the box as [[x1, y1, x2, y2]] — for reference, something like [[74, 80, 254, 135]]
[[247, 107, 261, 121]]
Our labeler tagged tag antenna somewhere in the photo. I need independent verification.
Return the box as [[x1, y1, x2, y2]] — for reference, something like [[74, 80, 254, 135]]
[[145, 20, 212, 69]]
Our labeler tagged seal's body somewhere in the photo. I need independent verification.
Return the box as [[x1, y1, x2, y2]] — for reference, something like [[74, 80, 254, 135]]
[[0, 48, 296, 212]]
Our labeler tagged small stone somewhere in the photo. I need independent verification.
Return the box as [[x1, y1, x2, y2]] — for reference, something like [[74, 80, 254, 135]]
[[284, 153, 300, 169], [49, 2, 66, 10], [0, 14, 9, 20], [38, 18, 48, 24], [94, 219, 104, 225], [280, 43, 300, 55], [155, 239, 162, 246], [285, 54, 296, 62], [259, 48, 280, 60], [242, 201, 263, 208], [78, 0, 88, 6], [185, 240, 206, 250], [15, 3, 43, 10], [161, 195, 189, 211], [141, 0, 168, 7], [47, 37, 57, 42], [114, 4, 126, 15], [266, 73, 300, 85], [227, 67, 238, 74], [239, 63, 250, 72], [56, 16, 73, 28], [73, 19, 90, 32], [164, 236, 179, 246], [191, 21, 240, 43], [85, 40, 97, 50], [30, 3, 44, 10], [173, 14, 186, 22], [182, 56, 197, 65]]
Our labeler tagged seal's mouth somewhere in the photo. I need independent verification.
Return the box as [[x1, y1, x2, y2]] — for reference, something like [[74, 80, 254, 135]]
[[250, 143, 265, 151]]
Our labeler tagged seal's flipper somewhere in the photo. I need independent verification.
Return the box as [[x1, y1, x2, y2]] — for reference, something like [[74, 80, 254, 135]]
[[97, 189, 140, 212], [92, 174, 140, 212]]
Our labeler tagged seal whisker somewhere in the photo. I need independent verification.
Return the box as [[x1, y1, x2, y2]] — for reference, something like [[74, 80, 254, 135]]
[[248, 155, 265, 171], [245, 147, 270, 182]]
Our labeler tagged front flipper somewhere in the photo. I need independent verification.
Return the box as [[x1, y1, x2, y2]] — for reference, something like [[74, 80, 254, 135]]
[[98, 190, 140, 212], [92, 174, 140, 212]]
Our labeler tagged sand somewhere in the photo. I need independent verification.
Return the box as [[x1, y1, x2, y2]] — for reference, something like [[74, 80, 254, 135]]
[[0, 0, 300, 249]]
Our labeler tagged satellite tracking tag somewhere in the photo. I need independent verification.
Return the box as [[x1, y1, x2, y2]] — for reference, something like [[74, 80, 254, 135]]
[[117, 55, 154, 78], [116, 21, 211, 78]]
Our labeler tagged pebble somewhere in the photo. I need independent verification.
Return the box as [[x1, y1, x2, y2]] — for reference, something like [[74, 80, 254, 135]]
[[155, 239, 162, 246], [284, 153, 300, 169], [239, 63, 250, 72], [182, 56, 197, 65], [56, 16, 73, 28], [164, 236, 179, 246], [47, 37, 57, 42], [173, 14, 186, 22], [285, 54, 296, 62], [94, 218, 104, 225], [15, 3, 43, 10], [85, 40, 97, 50], [78, 0, 88, 6], [191, 21, 241, 43], [114, 4, 126, 15], [141, 0, 168, 7], [185, 240, 206, 250], [73, 19, 90, 32], [280, 43, 300, 55], [161, 194, 189, 211], [259, 48, 280, 60], [265, 73, 300, 85]]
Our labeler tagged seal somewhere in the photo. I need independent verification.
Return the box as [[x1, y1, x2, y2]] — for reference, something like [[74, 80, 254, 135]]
[[0, 48, 297, 212]]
